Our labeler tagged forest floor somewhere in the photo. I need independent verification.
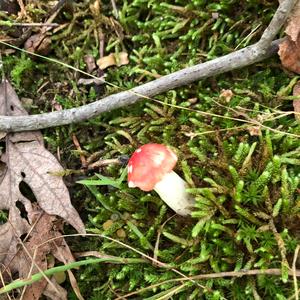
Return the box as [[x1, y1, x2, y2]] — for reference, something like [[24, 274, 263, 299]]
[[1, 0, 300, 299]]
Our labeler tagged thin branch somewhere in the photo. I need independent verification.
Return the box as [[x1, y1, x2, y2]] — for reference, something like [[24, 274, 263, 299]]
[[0, 39, 281, 132], [0, 0, 296, 132]]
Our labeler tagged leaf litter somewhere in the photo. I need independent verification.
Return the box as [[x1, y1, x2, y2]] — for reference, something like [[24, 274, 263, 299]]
[[278, 1, 300, 73], [0, 80, 85, 299]]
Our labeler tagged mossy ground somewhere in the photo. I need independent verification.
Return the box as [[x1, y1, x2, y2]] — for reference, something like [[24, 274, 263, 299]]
[[1, 0, 300, 299]]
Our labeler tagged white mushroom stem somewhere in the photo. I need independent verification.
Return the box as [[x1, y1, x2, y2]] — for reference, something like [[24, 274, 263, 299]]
[[154, 171, 194, 216]]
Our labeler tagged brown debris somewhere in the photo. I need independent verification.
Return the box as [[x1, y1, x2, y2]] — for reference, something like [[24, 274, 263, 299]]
[[220, 89, 234, 102], [9, 209, 73, 299], [278, 35, 300, 73], [84, 55, 97, 73], [97, 52, 129, 70], [0, 80, 85, 298], [24, 33, 52, 55], [284, 0, 300, 42], [278, 1, 300, 73]]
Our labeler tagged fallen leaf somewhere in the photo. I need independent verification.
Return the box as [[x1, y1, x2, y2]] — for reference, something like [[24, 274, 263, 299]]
[[97, 53, 115, 69], [0, 80, 85, 297], [6, 209, 73, 299], [24, 33, 52, 55], [97, 52, 129, 70], [278, 36, 300, 73], [51, 98, 63, 111], [0, 80, 85, 234], [283, 0, 300, 42], [292, 80, 300, 121], [278, 1, 300, 73]]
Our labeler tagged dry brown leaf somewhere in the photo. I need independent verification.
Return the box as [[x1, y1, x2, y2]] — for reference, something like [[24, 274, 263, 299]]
[[292, 80, 300, 121], [283, 0, 300, 42], [278, 1, 300, 73], [0, 80, 85, 298], [7, 209, 73, 299], [97, 52, 129, 70], [24, 33, 52, 55], [278, 35, 300, 73], [0, 80, 85, 234]]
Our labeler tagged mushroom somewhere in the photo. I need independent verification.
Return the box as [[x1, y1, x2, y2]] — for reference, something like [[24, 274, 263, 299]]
[[127, 143, 194, 216]]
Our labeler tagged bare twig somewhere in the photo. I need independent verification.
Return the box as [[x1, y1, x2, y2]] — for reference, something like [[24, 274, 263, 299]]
[[0, 0, 297, 132], [0, 39, 281, 132]]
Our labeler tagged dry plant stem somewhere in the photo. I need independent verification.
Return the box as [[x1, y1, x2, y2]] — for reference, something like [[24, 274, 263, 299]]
[[87, 158, 121, 169], [0, 40, 281, 132], [3, 23, 60, 27], [0, 0, 296, 132], [269, 219, 289, 267], [117, 268, 300, 300]]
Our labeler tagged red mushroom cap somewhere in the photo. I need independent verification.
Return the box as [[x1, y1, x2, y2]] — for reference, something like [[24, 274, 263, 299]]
[[127, 143, 178, 191]]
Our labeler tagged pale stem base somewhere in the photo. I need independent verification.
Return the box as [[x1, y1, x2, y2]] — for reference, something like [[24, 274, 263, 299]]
[[154, 171, 194, 216]]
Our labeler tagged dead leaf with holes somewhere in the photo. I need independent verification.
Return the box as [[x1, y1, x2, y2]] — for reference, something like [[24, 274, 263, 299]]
[[278, 1, 300, 73], [6, 208, 72, 300], [0, 79, 85, 298]]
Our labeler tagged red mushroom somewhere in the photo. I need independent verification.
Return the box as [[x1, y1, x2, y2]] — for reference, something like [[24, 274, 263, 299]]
[[127, 143, 194, 216]]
